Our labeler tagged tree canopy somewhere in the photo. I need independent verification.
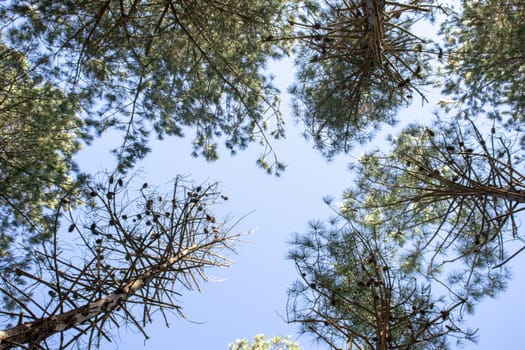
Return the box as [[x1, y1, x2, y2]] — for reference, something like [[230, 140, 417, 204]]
[[287, 1, 525, 349], [0, 40, 83, 272], [0, 0, 524, 349], [289, 0, 442, 157], [440, 0, 525, 133], [288, 219, 479, 350], [1, 0, 293, 173], [287, 119, 518, 349]]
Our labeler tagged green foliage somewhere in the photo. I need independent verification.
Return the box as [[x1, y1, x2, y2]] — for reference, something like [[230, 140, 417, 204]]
[[288, 119, 519, 348], [290, 0, 441, 158], [0, 40, 83, 270], [0, 1, 523, 348], [2, 0, 294, 174], [229, 334, 302, 350], [441, 1, 525, 134], [287, 1, 525, 347], [288, 218, 478, 350], [345, 120, 520, 282]]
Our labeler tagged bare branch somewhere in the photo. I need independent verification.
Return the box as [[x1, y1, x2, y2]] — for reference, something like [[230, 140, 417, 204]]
[[0, 175, 247, 349]]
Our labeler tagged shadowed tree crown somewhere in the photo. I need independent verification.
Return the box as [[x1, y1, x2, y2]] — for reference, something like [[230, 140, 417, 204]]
[[288, 0, 445, 158], [2, 0, 295, 174]]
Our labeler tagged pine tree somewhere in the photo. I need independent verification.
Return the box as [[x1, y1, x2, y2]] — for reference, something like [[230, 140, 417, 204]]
[[0, 40, 83, 273], [441, 0, 525, 132], [289, 0, 445, 157], [287, 2, 525, 348], [1, 0, 293, 173], [0, 175, 244, 349]]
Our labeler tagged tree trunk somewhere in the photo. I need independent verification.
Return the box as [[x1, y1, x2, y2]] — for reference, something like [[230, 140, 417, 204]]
[[0, 245, 197, 349], [0, 292, 125, 349]]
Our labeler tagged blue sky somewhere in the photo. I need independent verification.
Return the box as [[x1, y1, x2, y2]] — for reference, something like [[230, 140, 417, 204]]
[[75, 47, 525, 350]]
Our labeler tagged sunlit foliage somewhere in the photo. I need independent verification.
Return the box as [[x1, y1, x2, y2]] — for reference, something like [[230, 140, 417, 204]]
[[345, 119, 523, 276], [0, 40, 83, 272], [441, 1, 525, 135], [229, 334, 302, 350], [2, 0, 294, 173], [287, 1, 525, 346], [288, 119, 519, 348]]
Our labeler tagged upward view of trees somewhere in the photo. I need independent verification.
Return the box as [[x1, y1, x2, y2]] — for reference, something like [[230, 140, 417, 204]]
[[289, 0, 442, 157], [0, 176, 241, 349], [286, 1, 525, 349], [0, 0, 523, 349], [0, 41, 83, 274], [2, 0, 293, 173], [287, 120, 516, 349]]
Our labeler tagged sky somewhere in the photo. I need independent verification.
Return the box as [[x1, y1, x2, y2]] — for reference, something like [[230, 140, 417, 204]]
[[74, 52, 525, 350]]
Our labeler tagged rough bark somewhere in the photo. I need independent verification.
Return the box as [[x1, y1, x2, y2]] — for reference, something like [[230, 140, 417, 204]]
[[0, 246, 197, 349]]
